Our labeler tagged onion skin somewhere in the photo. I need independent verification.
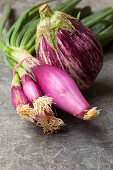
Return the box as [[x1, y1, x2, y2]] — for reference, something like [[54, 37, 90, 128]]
[[36, 6, 103, 90], [11, 86, 29, 109], [21, 74, 41, 103], [31, 65, 91, 119]]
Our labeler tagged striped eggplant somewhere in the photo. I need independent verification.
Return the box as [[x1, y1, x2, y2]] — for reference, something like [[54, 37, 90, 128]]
[[35, 4, 103, 90]]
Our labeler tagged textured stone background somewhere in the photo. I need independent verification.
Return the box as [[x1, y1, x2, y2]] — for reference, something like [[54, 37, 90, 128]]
[[0, 0, 113, 170]]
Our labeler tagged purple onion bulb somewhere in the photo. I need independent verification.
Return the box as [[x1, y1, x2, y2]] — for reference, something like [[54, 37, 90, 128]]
[[31, 65, 100, 120], [21, 74, 41, 103], [11, 86, 29, 109]]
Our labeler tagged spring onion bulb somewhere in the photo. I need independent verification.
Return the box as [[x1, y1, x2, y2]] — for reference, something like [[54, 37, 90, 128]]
[[11, 73, 29, 109], [31, 65, 100, 120]]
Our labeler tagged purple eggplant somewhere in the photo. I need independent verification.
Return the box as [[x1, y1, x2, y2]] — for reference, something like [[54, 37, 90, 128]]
[[35, 4, 103, 90]]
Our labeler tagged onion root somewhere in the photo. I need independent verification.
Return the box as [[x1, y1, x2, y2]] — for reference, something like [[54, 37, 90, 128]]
[[83, 107, 100, 120], [16, 96, 64, 133]]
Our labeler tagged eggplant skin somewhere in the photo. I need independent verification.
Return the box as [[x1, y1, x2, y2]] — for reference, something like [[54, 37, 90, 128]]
[[37, 19, 103, 90]]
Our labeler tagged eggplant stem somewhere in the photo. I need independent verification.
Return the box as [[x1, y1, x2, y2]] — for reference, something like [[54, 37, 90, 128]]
[[39, 4, 49, 13], [83, 107, 100, 120]]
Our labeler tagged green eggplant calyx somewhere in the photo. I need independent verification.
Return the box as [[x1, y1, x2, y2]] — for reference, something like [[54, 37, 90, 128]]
[[35, 5, 76, 54]]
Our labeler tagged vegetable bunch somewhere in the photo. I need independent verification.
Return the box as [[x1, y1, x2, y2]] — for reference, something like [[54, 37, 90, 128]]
[[7, 49, 100, 122], [0, 0, 113, 133], [9, 58, 64, 133]]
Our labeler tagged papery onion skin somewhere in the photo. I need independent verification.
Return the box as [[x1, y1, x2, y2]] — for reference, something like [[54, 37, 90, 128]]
[[11, 86, 29, 109], [36, 6, 103, 90], [31, 65, 91, 119]]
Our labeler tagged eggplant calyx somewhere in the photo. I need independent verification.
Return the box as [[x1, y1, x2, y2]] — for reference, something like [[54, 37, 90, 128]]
[[35, 4, 76, 54]]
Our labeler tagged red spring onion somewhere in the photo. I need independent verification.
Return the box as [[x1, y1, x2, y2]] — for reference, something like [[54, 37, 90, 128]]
[[11, 73, 36, 123], [9, 49, 100, 120], [21, 74, 41, 103], [10, 62, 64, 133], [35, 4, 103, 90]]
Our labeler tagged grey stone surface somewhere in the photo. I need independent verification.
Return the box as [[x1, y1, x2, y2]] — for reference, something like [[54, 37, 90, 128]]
[[0, 0, 113, 170]]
